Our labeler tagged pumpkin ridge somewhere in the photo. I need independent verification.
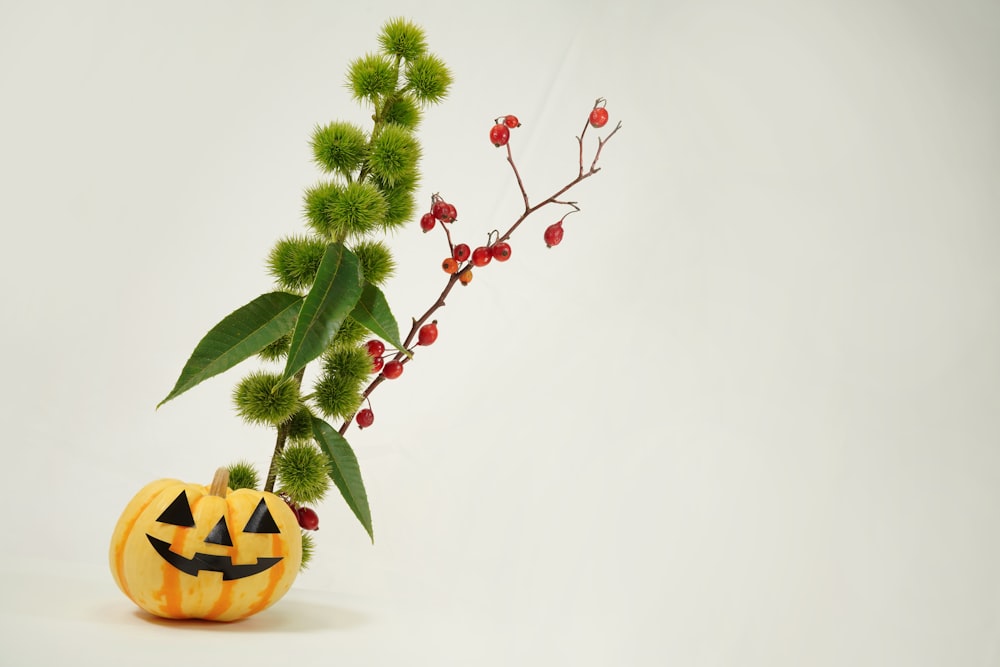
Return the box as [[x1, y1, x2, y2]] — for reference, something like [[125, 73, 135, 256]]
[[113, 492, 161, 601], [155, 522, 185, 618], [244, 533, 287, 618], [205, 580, 235, 621]]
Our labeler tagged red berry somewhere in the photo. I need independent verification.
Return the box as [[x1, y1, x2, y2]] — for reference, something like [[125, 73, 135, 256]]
[[442, 257, 459, 274], [432, 200, 453, 222], [491, 242, 512, 262], [420, 212, 436, 232], [365, 340, 385, 357], [371, 356, 384, 374], [589, 107, 609, 129], [297, 507, 319, 531], [356, 408, 375, 429], [489, 124, 510, 147], [383, 360, 404, 379], [471, 246, 492, 267], [503, 115, 520, 128], [418, 321, 438, 346], [544, 221, 564, 247], [453, 243, 471, 262], [445, 203, 457, 222]]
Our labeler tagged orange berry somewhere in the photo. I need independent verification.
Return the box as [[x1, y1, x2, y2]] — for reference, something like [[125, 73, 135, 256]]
[[458, 268, 473, 285], [442, 257, 459, 274]]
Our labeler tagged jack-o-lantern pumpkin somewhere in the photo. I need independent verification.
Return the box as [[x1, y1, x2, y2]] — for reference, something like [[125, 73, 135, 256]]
[[109, 468, 302, 621]]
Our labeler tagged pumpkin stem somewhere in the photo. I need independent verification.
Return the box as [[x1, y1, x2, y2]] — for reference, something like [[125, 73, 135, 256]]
[[209, 467, 230, 496]]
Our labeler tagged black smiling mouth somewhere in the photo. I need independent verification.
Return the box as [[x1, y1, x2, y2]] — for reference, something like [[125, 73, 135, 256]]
[[147, 535, 282, 581]]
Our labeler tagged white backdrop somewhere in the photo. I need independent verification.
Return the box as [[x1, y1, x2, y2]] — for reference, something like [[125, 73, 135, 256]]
[[1, 0, 998, 665]]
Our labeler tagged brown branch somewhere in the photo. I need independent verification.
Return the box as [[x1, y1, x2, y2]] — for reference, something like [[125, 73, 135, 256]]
[[507, 142, 530, 210], [335, 109, 622, 439], [590, 121, 623, 173]]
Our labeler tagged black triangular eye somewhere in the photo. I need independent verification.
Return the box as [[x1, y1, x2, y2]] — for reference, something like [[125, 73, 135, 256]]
[[156, 491, 195, 527], [205, 516, 234, 546], [243, 498, 281, 534]]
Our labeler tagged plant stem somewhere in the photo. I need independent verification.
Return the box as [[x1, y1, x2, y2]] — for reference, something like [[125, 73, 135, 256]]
[[337, 271, 462, 437], [264, 367, 306, 493]]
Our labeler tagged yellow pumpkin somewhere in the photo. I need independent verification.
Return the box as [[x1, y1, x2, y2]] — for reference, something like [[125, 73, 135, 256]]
[[109, 468, 302, 621]]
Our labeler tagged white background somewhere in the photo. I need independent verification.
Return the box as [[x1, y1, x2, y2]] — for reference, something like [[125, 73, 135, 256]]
[[1, 0, 999, 665]]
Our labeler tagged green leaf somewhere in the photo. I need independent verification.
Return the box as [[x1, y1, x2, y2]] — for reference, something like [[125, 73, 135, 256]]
[[350, 282, 408, 355], [158, 292, 303, 408], [283, 243, 363, 380], [311, 416, 373, 542]]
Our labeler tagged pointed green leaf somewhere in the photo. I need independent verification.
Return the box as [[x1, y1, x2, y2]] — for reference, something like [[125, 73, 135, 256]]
[[350, 282, 407, 354], [283, 242, 363, 380], [158, 292, 303, 408], [311, 416, 373, 542]]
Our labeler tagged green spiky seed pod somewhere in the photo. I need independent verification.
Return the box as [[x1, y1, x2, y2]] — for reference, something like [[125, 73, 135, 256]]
[[374, 169, 419, 231], [405, 53, 452, 104], [227, 460, 261, 490], [312, 121, 368, 175], [267, 235, 327, 292], [324, 345, 375, 384], [304, 180, 344, 239], [314, 374, 363, 420], [276, 442, 331, 504], [300, 531, 315, 569], [378, 17, 427, 61], [382, 93, 422, 129], [327, 181, 388, 239], [313, 356, 367, 421], [233, 371, 300, 426], [352, 239, 396, 286], [284, 405, 315, 443], [348, 52, 398, 101], [332, 316, 369, 349], [258, 333, 291, 361], [368, 124, 421, 186]]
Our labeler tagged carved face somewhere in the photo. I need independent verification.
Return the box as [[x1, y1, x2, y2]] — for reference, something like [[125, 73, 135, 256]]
[[147, 489, 286, 580], [110, 477, 302, 622]]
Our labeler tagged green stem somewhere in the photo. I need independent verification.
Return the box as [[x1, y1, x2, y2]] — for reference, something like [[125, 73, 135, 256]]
[[264, 367, 307, 492]]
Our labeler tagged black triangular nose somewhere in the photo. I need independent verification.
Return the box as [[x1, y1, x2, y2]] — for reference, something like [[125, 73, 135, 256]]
[[205, 516, 233, 546]]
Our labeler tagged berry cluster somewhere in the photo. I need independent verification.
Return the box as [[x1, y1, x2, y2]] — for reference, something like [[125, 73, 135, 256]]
[[364, 335, 404, 383], [420, 195, 458, 232], [420, 191, 510, 284], [439, 231, 512, 284], [354, 319, 438, 430], [488, 114, 521, 147]]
